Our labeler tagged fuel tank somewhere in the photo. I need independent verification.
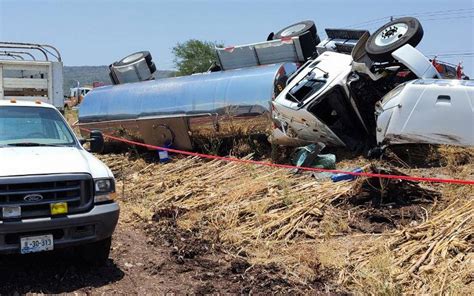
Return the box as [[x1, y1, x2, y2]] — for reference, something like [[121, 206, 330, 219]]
[[78, 63, 297, 150]]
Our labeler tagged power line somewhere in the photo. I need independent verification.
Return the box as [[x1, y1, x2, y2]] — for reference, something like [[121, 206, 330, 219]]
[[345, 8, 474, 28], [405, 8, 474, 18], [358, 12, 473, 29], [431, 54, 474, 57], [419, 15, 474, 22], [426, 50, 474, 54], [357, 14, 473, 32]]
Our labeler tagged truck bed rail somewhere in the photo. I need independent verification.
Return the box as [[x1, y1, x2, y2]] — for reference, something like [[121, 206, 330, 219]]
[[0, 42, 63, 109], [0, 42, 61, 62]]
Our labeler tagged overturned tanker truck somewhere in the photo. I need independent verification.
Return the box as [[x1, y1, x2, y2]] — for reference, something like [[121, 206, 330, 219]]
[[78, 18, 473, 153], [77, 20, 348, 150]]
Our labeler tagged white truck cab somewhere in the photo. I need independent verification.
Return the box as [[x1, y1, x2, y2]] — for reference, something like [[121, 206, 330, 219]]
[[271, 51, 358, 147], [0, 99, 119, 264], [271, 17, 473, 152]]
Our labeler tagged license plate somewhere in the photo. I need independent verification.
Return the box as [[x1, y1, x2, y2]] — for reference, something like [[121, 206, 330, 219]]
[[20, 234, 54, 254]]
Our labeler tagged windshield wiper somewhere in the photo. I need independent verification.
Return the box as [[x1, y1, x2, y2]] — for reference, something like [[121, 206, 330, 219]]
[[313, 66, 329, 78], [286, 92, 302, 104]]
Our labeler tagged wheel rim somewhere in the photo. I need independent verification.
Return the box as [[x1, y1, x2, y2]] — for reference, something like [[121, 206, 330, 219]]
[[122, 52, 143, 63], [374, 23, 409, 47], [280, 24, 306, 37]]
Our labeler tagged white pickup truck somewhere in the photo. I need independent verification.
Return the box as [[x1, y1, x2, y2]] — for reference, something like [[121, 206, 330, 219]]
[[0, 99, 119, 264]]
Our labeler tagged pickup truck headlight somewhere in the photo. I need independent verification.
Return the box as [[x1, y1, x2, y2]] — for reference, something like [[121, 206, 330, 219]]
[[380, 83, 406, 105], [94, 178, 116, 203]]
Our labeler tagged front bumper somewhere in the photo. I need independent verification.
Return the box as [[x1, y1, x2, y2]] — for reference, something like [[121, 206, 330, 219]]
[[269, 128, 312, 147], [0, 202, 119, 254]]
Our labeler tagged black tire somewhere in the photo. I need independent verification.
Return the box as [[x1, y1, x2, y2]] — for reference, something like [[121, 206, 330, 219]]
[[108, 70, 119, 85], [266, 32, 274, 41], [114, 51, 152, 67], [365, 17, 423, 62], [274, 20, 320, 61], [78, 237, 112, 266], [274, 20, 317, 39], [207, 62, 221, 72], [148, 61, 157, 74]]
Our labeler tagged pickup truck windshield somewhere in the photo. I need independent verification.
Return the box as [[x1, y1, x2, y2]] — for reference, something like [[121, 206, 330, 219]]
[[0, 106, 76, 146]]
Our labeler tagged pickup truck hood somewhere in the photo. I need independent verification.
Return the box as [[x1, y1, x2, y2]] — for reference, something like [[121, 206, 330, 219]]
[[0, 147, 112, 178]]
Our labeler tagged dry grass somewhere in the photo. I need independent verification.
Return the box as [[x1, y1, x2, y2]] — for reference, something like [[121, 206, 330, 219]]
[[341, 199, 473, 295], [101, 154, 362, 284], [338, 146, 474, 295], [96, 145, 473, 293]]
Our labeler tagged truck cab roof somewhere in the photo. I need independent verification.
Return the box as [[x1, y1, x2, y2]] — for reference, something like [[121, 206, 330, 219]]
[[0, 99, 57, 109]]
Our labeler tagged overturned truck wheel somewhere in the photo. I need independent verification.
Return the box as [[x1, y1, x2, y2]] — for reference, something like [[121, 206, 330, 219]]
[[365, 17, 423, 62], [109, 51, 156, 84], [115, 51, 153, 67], [274, 20, 317, 39], [273, 20, 320, 61]]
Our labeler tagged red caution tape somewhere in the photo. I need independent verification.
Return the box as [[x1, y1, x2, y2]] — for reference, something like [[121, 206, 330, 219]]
[[79, 127, 474, 186]]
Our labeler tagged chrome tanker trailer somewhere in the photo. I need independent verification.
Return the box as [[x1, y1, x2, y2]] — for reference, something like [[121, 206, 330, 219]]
[[77, 63, 297, 150]]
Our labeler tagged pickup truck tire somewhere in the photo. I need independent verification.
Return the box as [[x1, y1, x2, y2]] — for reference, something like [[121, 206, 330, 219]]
[[365, 17, 423, 62], [78, 237, 112, 266], [273, 20, 320, 61]]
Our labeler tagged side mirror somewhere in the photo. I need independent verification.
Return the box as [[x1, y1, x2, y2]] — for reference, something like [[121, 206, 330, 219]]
[[89, 130, 105, 153]]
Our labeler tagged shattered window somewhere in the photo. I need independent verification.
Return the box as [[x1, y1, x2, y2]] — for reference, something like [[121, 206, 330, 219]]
[[286, 77, 325, 104]]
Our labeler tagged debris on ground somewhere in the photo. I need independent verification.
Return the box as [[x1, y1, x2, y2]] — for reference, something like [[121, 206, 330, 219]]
[[95, 146, 472, 293], [291, 143, 336, 171]]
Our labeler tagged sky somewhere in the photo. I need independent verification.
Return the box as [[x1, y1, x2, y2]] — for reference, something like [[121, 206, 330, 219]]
[[1, 0, 473, 75]]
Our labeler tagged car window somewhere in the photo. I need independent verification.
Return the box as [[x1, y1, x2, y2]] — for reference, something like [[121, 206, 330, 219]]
[[286, 76, 326, 103], [0, 106, 76, 146]]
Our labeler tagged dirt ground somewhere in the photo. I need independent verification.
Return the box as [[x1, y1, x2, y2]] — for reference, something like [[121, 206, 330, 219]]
[[0, 198, 328, 295]]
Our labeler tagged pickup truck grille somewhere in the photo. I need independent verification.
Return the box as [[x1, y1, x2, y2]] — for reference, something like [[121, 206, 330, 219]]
[[0, 174, 93, 219]]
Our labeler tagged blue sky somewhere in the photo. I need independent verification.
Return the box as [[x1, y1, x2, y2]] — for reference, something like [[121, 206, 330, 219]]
[[1, 0, 473, 74]]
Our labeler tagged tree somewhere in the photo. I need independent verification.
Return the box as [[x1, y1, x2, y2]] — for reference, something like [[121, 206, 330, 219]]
[[172, 39, 223, 76]]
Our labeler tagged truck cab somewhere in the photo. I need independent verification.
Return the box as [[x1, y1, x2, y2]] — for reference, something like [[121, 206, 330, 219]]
[[271, 18, 473, 151], [0, 99, 119, 264]]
